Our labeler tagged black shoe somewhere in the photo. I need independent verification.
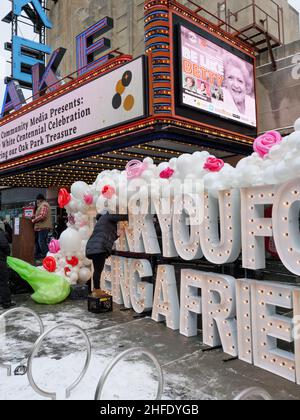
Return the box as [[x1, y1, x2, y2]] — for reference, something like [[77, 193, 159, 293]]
[[2, 301, 17, 310]]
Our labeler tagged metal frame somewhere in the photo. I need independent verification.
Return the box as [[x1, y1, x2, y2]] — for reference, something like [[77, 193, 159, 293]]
[[94, 347, 164, 400], [234, 387, 272, 400], [0, 307, 44, 377], [27, 323, 91, 400]]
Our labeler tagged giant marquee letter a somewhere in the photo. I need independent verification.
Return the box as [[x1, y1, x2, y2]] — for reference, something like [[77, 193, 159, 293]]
[[76, 17, 114, 76], [32, 48, 66, 100], [13, 0, 53, 29], [1, 80, 26, 118]]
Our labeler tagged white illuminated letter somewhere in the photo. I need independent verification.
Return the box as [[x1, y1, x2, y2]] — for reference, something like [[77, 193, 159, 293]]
[[173, 193, 203, 261], [273, 179, 300, 275], [180, 269, 203, 337], [293, 289, 300, 385], [100, 257, 112, 294], [129, 259, 153, 314], [111, 256, 132, 308], [152, 265, 180, 330], [152, 197, 177, 258], [200, 190, 241, 264], [202, 273, 238, 357], [241, 186, 275, 269], [123, 215, 160, 254], [236, 279, 253, 363], [251, 281, 296, 382]]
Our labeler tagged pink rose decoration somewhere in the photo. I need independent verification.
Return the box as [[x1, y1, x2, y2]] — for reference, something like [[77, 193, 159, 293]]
[[160, 167, 174, 179], [204, 157, 225, 173], [48, 239, 60, 254], [84, 194, 93, 206], [102, 185, 116, 199], [126, 160, 148, 179], [253, 130, 282, 158]]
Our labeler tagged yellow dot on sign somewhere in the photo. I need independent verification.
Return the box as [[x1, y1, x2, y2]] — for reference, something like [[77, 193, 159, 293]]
[[123, 95, 135, 111], [116, 80, 125, 95]]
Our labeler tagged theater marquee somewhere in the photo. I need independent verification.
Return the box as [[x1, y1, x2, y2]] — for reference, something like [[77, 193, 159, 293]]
[[0, 56, 147, 163]]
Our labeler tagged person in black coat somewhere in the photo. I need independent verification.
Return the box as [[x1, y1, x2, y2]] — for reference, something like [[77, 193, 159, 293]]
[[0, 228, 15, 309], [86, 210, 128, 297]]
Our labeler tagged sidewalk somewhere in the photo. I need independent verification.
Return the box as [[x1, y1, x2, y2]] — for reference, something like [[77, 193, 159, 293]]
[[0, 295, 299, 400]]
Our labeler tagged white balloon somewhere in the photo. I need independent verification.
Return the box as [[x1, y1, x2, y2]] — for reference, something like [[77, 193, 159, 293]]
[[169, 158, 177, 169], [70, 273, 79, 285], [71, 181, 89, 200], [96, 196, 108, 214], [79, 267, 92, 283], [141, 170, 154, 182], [294, 118, 300, 132], [143, 157, 154, 166], [158, 162, 169, 173], [275, 161, 289, 182], [83, 258, 92, 266], [268, 145, 282, 161], [176, 154, 192, 178], [291, 156, 300, 172], [79, 226, 91, 240], [60, 228, 82, 254], [68, 199, 79, 213]]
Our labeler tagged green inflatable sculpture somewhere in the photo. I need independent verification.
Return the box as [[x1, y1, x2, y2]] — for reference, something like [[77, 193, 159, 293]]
[[7, 257, 70, 305]]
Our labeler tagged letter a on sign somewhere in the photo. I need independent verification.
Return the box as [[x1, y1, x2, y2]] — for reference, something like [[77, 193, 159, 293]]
[[13, 0, 53, 29], [76, 17, 114, 76], [1, 80, 26, 118]]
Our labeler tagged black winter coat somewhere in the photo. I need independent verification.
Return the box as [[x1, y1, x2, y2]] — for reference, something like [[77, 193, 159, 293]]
[[0, 229, 10, 263], [86, 213, 128, 258]]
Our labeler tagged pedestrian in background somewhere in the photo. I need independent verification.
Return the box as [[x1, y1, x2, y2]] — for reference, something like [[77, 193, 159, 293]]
[[32, 194, 53, 261], [0, 224, 15, 309]]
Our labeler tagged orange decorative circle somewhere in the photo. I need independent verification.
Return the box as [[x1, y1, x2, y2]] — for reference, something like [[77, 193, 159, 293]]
[[123, 95, 135, 111], [116, 80, 125, 95]]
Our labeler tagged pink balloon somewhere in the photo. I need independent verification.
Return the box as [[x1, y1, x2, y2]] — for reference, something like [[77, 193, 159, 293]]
[[203, 157, 225, 173], [102, 185, 116, 199], [84, 194, 94, 205], [49, 239, 61, 254], [253, 131, 282, 158], [126, 160, 148, 179]]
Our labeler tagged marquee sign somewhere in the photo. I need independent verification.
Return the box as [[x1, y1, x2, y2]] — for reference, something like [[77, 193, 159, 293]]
[[0, 57, 147, 163]]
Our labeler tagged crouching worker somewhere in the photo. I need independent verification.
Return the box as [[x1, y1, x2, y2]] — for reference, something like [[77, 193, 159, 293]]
[[86, 210, 128, 297], [0, 225, 16, 309]]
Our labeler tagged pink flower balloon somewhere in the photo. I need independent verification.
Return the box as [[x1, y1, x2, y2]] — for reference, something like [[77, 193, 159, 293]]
[[126, 160, 148, 179], [48, 239, 60, 254], [84, 194, 93, 206], [160, 167, 175, 179], [253, 131, 282, 158], [204, 157, 225, 173], [102, 185, 116, 199]]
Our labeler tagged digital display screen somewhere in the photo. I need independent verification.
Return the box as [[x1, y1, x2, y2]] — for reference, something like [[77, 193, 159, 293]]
[[180, 26, 257, 128]]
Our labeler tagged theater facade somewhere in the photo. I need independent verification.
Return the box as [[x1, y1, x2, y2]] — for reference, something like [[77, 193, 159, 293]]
[[0, 0, 257, 189]]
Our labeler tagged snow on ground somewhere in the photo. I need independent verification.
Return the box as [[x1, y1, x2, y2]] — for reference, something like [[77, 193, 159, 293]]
[[0, 352, 160, 400]]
